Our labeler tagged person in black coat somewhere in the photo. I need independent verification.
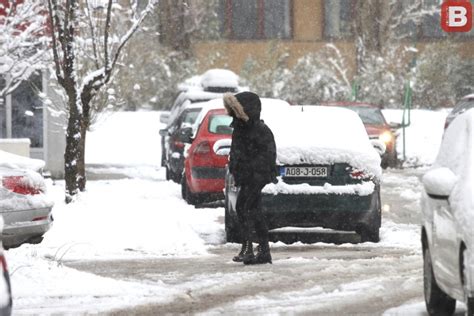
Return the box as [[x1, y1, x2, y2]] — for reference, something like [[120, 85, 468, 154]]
[[223, 91, 277, 265]]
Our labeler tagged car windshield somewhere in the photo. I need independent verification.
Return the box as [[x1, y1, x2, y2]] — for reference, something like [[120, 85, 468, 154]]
[[181, 108, 201, 127], [209, 114, 233, 135], [342, 106, 386, 125], [452, 99, 474, 115]]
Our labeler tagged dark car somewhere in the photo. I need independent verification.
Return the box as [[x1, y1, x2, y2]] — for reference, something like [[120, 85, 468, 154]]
[[161, 103, 204, 182], [319, 102, 399, 169], [0, 216, 12, 316], [224, 106, 384, 244], [444, 94, 474, 130]]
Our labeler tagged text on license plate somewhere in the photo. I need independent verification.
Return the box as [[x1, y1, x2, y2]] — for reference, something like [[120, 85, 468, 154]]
[[284, 166, 328, 177]]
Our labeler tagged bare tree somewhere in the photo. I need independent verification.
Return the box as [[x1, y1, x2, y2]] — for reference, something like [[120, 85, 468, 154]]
[[0, 0, 49, 97], [46, 0, 157, 202]]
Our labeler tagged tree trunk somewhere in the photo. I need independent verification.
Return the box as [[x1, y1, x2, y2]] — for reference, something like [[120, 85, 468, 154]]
[[159, 0, 191, 57], [77, 120, 88, 192], [64, 93, 82, 203]]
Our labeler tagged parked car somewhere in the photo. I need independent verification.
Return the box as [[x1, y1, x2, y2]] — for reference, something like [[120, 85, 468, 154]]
[[0, 150, 54, 249], [0, 216, 12, 316], [421, 108, 474, 316], [444, 93, 474, 130], [181, 106, 233, 204], [161, 102, 205, 182], [160, 69, 242, 182], [181, 98, 291, 205], [319, 102, 399, 169], [224, 105, 384, 243]]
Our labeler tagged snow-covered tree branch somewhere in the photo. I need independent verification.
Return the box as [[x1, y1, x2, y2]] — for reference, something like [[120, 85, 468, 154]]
[[46, 0, 157, 202], [0, 0, 49, 96]]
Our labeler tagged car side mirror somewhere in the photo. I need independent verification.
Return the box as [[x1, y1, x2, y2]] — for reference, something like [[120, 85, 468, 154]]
[[422, 167, 457, 199], [213, 139, 232, 156], [178, 127, 193, 144], [160, 112, 170, 124], [371, 139, 386, 156], [159, 129, 168, 137]]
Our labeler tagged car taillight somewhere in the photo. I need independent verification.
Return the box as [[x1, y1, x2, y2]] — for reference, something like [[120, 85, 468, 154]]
[[174, 141, 185, 149], [194, 141, 211, 154], [349, 169, 369, 180], [2, 176, 42, 195]]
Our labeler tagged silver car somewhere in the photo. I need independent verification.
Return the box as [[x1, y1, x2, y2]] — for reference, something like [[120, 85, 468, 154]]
[[0, 151, 53, 249], [421, 109, 474, 315]]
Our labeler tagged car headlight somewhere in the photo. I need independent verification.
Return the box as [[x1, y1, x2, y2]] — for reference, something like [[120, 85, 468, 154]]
[[379, 131, 393, 144]]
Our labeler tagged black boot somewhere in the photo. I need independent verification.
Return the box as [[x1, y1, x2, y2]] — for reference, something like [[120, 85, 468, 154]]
[[232, 240, 254, 262], [243, 241, 272, 265]]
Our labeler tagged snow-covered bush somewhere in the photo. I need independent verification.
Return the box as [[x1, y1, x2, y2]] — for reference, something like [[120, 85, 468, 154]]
[[413, 42, 473, 108]]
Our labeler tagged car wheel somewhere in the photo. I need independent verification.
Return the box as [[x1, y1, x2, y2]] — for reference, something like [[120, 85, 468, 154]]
[[225, 191, 240, 243], [360, 190, 381, 243], [181, 176, 198, 205], [423, 245, 456, 315], [467, 297, 474, 316], [165, 166, 171, 181]]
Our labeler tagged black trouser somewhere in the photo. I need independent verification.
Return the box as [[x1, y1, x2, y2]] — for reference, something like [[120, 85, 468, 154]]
[[236, 181, 269, 244]]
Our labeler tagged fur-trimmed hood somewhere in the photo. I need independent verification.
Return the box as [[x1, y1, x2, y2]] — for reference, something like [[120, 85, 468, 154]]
[[223, 92, 261, 123]]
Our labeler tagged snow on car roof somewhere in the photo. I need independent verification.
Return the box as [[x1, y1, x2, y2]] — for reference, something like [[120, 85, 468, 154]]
[[200, 69, 239, 89], [0, 150, 45, 171], [264, 106, 382, 178]]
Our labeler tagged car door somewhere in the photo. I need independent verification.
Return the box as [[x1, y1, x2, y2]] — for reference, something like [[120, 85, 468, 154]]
[[431, 123, 468, 293]]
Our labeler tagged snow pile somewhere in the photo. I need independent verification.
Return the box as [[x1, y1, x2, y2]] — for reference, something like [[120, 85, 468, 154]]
[[382, 109, 448, 167], [86, 112, 162, 166], [265, 106, 382, 178], [263, 180, 375, 196], [0, 150, 45, 171], [8, 251, 179, 314], [36, 176, 224, 260], [200, 69, 239, 90]]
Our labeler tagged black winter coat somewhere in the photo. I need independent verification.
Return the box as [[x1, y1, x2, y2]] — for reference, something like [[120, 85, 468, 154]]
[[229, 119, 278, 186]]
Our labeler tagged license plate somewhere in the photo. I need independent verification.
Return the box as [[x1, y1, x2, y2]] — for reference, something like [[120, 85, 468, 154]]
[[283, 166, 328, 178]]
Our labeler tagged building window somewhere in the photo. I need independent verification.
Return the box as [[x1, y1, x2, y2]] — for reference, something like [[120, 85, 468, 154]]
[[324, 0, 354, 39], [221, 0, 291, 40], [11, 74, 43, 148]]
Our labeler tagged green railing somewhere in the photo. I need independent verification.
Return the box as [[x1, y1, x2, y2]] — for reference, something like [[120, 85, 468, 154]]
[[401, 81, 412, 161]]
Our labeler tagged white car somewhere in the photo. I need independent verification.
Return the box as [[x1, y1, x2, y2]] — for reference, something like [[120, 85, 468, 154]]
[[0, 150, 54, 249], [421, 108, 474, 315]]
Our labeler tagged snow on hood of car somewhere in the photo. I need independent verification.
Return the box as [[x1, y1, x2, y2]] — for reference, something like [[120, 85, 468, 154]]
[[200, 69, 239, 89], [0, 150, 45, 171], [264, 106, 382, 179]]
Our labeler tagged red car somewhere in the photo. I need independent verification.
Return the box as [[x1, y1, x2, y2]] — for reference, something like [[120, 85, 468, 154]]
[[319, 102, 399, 168], [181, 107, 233, 205]]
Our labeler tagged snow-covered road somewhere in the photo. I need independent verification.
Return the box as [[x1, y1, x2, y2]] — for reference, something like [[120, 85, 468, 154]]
[[55, 167, 463, 315]]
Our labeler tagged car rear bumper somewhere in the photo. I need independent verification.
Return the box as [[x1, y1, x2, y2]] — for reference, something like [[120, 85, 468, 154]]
[[229, 189, 380, 232], [2, 207, 53, 249], [189, 167, 226, 194]]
